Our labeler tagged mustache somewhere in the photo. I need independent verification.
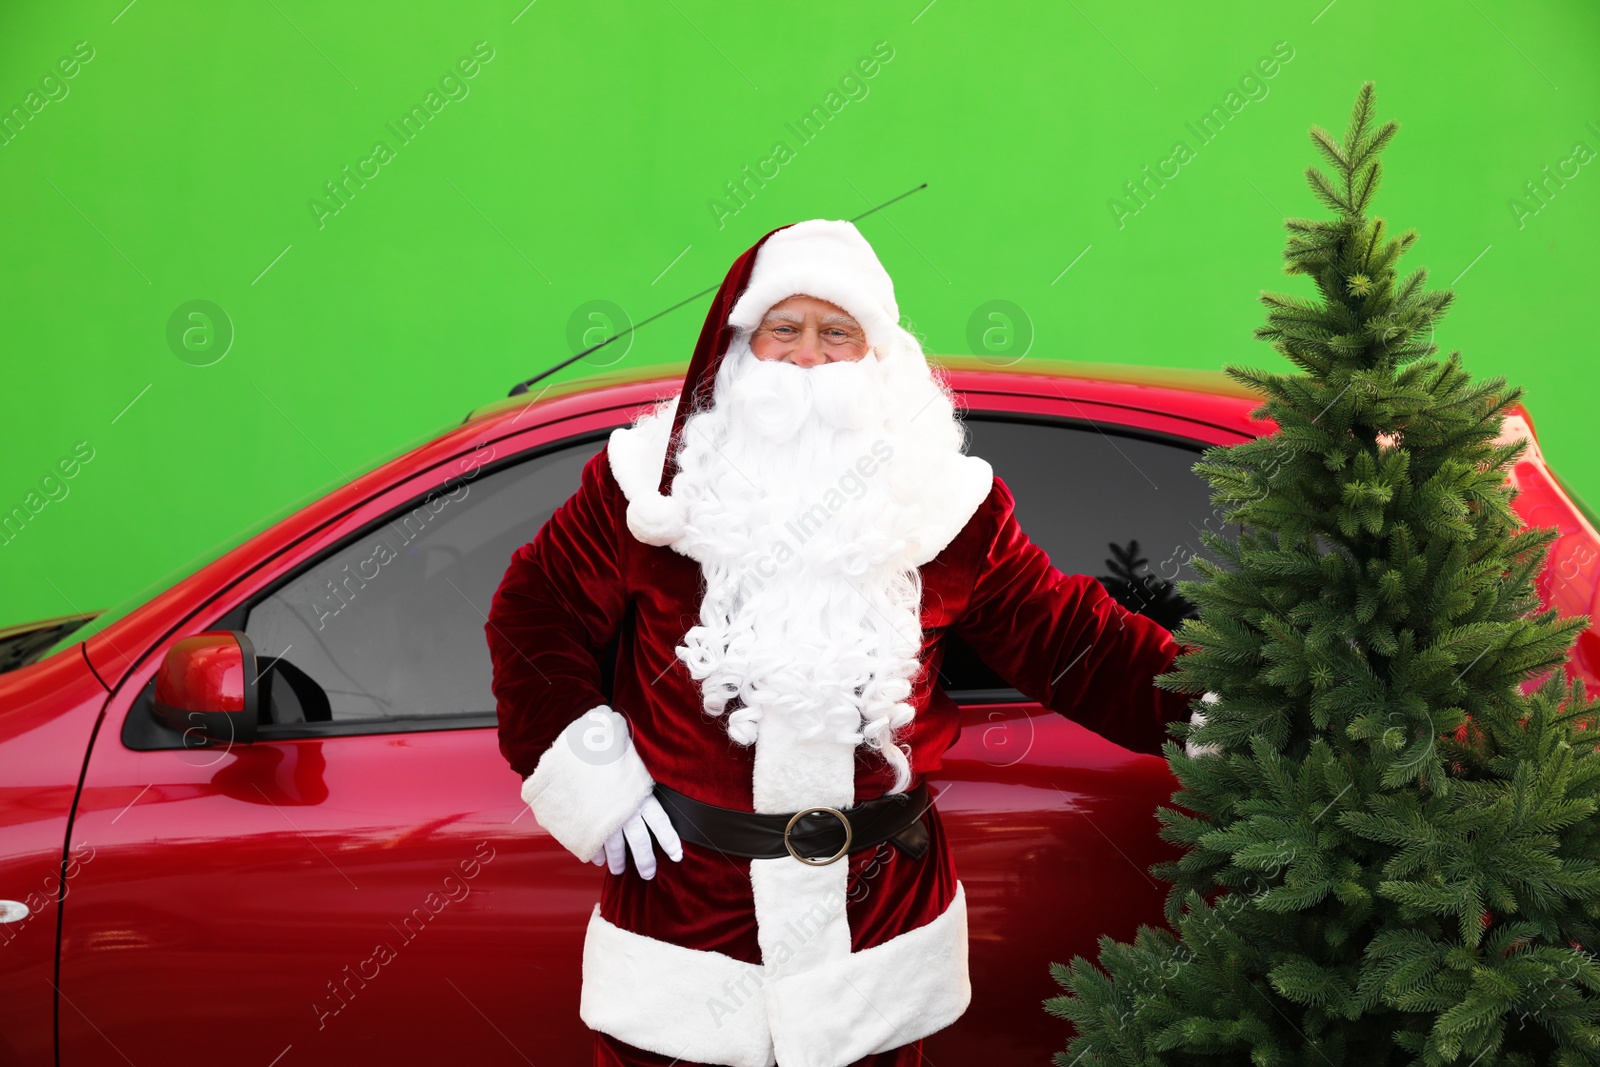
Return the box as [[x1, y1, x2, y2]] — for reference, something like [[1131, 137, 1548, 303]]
[[727, 350, 882, 442]]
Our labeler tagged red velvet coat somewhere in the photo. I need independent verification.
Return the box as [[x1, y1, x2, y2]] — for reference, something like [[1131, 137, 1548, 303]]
[[485, 437, 1192, 1067]]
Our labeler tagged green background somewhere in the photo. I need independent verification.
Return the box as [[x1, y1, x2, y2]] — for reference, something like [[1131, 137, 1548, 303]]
[[3, 0, 1597, 629]]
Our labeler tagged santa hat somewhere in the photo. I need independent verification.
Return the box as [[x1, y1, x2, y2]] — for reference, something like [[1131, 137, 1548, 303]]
[[725, 219, 901, 356], [625, 219, 902, 545]]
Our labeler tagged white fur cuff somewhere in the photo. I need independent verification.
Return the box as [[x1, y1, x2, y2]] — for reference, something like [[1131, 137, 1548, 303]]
[[1185, 691, 1222, 758], [521, 705, 655, 862]]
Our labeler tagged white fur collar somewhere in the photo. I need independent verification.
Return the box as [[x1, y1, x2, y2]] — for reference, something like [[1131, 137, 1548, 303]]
[[606, 409, 994, 567]]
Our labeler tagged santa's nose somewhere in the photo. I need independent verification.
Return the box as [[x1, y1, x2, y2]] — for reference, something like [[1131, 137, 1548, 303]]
[[789, 340, 827, 368]]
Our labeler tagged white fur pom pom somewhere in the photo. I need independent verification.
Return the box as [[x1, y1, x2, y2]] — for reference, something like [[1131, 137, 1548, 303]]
[[626, 490, 687, 547]]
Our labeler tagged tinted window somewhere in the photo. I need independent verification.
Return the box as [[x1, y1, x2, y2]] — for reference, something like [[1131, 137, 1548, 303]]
[[972, 417, 1225, 611], [243, 440, 599, 725], [940, 416, 1231, 694]]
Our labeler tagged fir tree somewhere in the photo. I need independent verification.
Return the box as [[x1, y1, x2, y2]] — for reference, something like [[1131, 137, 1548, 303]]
[[1045, 82, 1600, 1067]]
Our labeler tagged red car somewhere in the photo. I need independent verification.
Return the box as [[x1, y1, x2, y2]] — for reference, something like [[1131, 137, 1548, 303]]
[[3, 358, 1596, 1065]]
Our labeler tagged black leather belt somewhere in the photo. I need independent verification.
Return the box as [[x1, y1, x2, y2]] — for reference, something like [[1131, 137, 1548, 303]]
[[652, 781, 932, 865]]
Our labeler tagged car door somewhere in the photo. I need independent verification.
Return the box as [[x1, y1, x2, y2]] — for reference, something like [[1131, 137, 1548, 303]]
[[924, 407, 1241, 1062], [58, 431, 615, 1066]]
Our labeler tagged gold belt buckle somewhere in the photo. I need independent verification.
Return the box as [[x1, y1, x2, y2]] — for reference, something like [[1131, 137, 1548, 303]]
[[783, 806, 853, 866]]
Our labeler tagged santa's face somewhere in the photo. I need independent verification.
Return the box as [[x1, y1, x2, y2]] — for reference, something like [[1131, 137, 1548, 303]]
[[748, 294, 870, 367]]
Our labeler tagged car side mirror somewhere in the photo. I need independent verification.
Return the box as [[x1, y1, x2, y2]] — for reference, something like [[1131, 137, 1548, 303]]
[[152, 630, 260, 747]]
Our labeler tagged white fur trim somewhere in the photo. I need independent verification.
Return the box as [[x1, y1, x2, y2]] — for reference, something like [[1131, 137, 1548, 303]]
[[907, 455, 994, 565], [748, 713, 856, 1020], [748, 857, 851, 973], [750, 710, 857, 813], [765, 883, 971, 1066], [608, 414, 696, 555], [727, 220, 900, 353], [1186, 691, 1222, 758], [578, 884, 971, 1067], [580, 905, 778, 1067], [520, 705, 655, 863], [606, 415, 671, 504]]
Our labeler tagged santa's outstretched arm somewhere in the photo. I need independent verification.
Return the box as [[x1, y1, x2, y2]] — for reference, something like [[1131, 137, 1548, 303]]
[[485, 446, 658, 864], [950, 476, 1199, 758]]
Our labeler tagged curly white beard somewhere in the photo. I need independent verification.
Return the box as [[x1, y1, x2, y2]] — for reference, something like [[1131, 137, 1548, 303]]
[[661, 329, 970, 796]]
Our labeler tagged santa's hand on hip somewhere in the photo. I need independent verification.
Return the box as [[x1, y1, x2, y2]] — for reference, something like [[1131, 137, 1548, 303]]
[[591, 793, 683, 879]]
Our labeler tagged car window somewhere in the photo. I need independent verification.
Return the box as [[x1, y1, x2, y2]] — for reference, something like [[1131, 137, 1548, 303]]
[[939, 415, 1231, 696], [242, 437, 601, 726]]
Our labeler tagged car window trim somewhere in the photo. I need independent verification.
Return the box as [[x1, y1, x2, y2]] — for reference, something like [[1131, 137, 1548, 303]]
[[961, 409, 1223, 456], [954, 383, 1259, 447]]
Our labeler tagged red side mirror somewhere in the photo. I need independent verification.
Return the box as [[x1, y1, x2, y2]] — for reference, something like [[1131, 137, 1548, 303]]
[[152, 630, 259, 746]]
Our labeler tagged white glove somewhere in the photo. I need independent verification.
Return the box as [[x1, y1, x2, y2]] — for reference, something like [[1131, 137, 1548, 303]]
[[1185, 691, 1222, 758], [590, 792, 683, 879]]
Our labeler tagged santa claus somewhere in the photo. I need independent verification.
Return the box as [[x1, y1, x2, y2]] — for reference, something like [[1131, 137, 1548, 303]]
[[485, 218, 1198, 1067]]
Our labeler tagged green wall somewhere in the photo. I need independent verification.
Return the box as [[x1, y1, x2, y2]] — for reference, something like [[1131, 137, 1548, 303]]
[[3, 0, 1597, 627]]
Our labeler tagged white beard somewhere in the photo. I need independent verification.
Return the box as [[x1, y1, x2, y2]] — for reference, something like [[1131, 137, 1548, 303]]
[[660, 334, 971, 797]]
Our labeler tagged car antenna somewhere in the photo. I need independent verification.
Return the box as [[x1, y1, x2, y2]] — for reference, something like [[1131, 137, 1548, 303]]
[[508, 287, 712, 396], [505, 182, 928, 398]]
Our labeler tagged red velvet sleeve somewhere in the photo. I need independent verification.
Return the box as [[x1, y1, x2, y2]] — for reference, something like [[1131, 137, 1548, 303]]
[[950, 476, 1194, 758], [486, 445, 628, 778]]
